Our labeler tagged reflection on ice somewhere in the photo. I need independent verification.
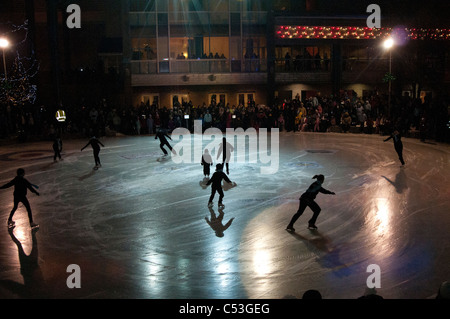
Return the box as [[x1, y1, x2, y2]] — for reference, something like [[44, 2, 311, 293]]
[[0, 132, 449, 299]]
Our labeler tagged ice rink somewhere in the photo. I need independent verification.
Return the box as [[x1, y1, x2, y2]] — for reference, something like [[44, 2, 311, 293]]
[[0, 131, 449, 299]]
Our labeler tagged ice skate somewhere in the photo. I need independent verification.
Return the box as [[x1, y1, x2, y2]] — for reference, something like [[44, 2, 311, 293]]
[[308, 224, 318, 230], [7, 220, 15, 229], [218, 203, 225, 209], [208, 202, 213, 208], [30, 223, 40, 230], [286, 225, 295, 232]]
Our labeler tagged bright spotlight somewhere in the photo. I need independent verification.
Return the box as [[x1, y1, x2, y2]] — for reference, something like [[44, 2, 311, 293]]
[[383, 38, 394, 49], [0, 38, 9, 48]]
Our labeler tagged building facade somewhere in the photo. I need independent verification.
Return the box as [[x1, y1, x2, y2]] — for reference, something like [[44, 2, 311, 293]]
[[126, 0, 450, 109], [1, 0, 449, 110]]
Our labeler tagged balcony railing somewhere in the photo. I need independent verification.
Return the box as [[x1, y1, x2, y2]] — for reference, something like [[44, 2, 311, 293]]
[[131, 58, 267, 74]]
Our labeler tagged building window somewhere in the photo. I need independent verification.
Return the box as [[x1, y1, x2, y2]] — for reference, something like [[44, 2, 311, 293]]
[[171, 94, 190, 107], [130, 0, 156, 12], [238, 93, 255, 106], [209, 93, 227, 105]]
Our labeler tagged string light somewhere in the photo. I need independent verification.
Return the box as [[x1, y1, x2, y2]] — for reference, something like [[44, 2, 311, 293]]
[[275, 26, 450, 41], [0, 20, 40, 105]]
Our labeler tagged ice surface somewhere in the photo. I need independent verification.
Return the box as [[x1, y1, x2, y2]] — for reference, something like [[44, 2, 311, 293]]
[[0, 132, 449, 299]]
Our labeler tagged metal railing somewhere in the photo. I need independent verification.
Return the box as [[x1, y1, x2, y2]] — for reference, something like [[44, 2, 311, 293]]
[[131, 58, 267, 74]]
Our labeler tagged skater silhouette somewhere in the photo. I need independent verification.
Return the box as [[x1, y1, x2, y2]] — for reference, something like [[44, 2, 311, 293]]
[[384, 129, 405, 166], [286, 174, 335, 231], [0, 168, 40, 229], [52, 136, 63, 162], [206, 164, 233, 209], [81, 136, 105, 169], [155, 128, 176, 157], [205, 207, 234, 237], [217, 137, 234, 174], [201, 148, 213, 178]]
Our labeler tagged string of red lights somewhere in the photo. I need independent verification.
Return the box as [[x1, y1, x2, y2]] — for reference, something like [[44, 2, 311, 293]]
[[276, 26, 450, 40]]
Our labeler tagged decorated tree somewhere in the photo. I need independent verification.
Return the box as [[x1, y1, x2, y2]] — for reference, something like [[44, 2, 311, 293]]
[[0, 20, 39, 106]]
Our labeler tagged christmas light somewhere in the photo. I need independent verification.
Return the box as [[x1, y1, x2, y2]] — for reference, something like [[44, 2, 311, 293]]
[[275, 26, 450, 41], [0, 20, 40, 105]]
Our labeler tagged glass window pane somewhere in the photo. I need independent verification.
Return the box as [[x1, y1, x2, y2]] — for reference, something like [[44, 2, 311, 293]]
[[156, 0, 168, 11], [230, 0, 242, 11], [130, 0, 156, 12]]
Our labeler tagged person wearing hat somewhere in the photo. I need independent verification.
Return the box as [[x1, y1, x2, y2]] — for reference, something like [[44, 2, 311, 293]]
[[0, 168, 40, 229], [206, 164, 234, 209], [286, 174, 335, 231]]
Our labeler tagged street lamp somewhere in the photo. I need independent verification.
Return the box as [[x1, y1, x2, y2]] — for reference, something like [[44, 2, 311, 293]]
[[0, 38, 9, 81], [383, 37, 395, 117]]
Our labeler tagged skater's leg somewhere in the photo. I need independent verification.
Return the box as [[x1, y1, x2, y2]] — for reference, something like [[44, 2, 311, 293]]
[[395, 145, 405, 165], [217, 188, 224, 205], [97, 150, 101, 166], [307, 200, 321, 227], [287, 198, 308, 229], [167, 142, 177, 155], [8, 198, 20, 222], [21, 197, 34, 225], [160, 143, 168, 155], [209, 188, 217, 204], [93, 150, 100, 166]]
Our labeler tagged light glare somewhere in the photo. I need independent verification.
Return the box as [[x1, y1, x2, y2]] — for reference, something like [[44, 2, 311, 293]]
[[383, 38, 394, 49], [0, 38, 9, 48]]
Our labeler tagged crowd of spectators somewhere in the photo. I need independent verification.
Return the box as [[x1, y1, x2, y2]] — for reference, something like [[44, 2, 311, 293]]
[[0, 91, 449, 144]]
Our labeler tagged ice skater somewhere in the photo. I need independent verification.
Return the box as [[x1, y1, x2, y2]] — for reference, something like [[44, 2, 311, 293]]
[[155, 128, 176, 157], [201, 148, 213, 178], [383, 129, 405, 166], [286, 174, 335, 231], [0, 168, 40, 229], [217, 137, 234, 174], [52, 136, 63, 162], [81, 136, 105, 169], [206, 164, 234, 209]]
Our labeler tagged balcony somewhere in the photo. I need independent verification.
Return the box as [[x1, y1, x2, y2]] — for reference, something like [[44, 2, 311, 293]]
[[274, 57, 332, 83], [131, 58, 267, 74], [131, 58, 267, 86]]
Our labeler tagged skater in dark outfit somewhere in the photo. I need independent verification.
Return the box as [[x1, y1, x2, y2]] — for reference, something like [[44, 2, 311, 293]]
[[155, 128, 176, 156], [81, 136, 105, 169], [206, 164, 234, 209], [217, 139, 234, 174], [383, 129, 405, 166], [0, 168, 40, 229], [286, 174, 335, 231], [201, 149, 213, 178], [52, 136, 63, 162]]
